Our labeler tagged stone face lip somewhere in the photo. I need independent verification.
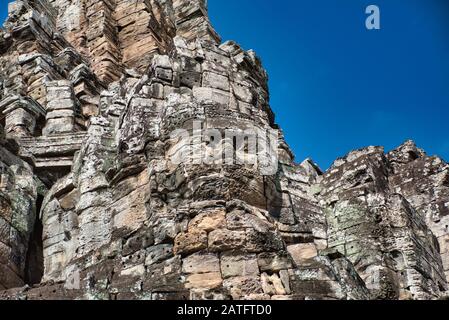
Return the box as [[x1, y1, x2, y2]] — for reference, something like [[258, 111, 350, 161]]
[[0, 0, 448, 301]]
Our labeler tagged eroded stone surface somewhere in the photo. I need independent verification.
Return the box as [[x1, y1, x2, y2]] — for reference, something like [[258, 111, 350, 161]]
[[0, 0, 448, 300]]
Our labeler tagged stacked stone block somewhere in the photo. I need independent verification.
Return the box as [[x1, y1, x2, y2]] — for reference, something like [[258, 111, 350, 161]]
[[0, 95, 45, 137], [85, 0, 122, 83], [43, 80, 79, 135]]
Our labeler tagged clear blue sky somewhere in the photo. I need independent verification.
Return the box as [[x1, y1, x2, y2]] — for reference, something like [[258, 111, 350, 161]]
[[209, 0, 449, 168], [1, 1, 449, 169]]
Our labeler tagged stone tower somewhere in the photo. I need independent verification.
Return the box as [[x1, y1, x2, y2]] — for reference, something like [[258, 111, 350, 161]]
[[0, 0, 448, 300]]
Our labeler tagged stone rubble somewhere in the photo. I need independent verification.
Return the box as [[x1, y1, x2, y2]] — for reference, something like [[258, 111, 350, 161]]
[[0, 0, 448, 300]]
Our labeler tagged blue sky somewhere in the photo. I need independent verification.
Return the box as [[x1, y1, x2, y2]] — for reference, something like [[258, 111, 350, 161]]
[[208, 0, 449, 168], [1, 1, 449, 169], [0, 2, 6, 23]]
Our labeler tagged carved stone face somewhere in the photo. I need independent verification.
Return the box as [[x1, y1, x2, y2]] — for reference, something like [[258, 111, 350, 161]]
[[0, 0, 448, 301]]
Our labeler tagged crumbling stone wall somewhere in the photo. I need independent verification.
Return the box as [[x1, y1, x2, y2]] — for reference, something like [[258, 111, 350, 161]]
[[0, 123, 47, 289], [0, 0, 447, 300], [320, 146, 447, 299]]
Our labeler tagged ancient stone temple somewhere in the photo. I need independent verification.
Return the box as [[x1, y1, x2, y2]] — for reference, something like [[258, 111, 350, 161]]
[[0, 0, 448, 300]]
